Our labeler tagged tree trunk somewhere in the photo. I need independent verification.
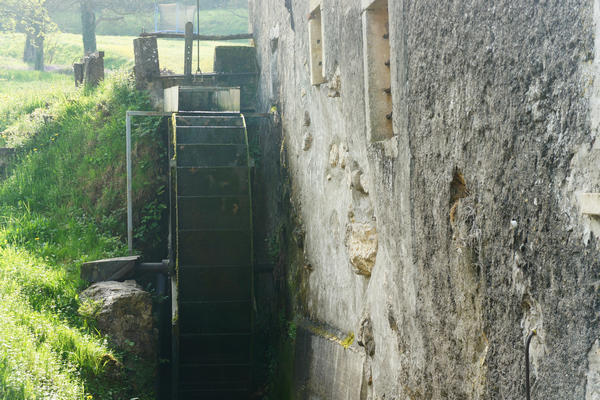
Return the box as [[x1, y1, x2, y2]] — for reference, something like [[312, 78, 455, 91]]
[[33, 35, 44, 72], [81, 0, 97, 55], [23, 34, 35, 63]]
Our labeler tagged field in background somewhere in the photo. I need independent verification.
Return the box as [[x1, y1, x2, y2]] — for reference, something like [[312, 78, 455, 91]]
[[49, 8, 249, 37], [0, 30, 250, 141], [0, 32, 249, 74]]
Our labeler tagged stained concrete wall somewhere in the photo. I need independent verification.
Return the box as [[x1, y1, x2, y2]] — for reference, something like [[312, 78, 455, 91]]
[[249, 0, 600, 398]]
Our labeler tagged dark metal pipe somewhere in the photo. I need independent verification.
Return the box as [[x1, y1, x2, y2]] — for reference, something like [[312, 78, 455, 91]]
[[525, 330, 536, 400], [138, 262, 169, 274]]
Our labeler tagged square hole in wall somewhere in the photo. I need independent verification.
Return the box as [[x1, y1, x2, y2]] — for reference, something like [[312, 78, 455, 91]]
[[309, 3, 326, 85], [362, 0, 393, 141]]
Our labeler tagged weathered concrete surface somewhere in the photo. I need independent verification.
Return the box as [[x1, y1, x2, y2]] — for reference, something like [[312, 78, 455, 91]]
[[293, 323, 365, 400], [133, 37, 160, 90], [80, 256, 140, 283], [249, 0, 600, 399], [80, 280, 155, 358], [82, 51, 104, 87]]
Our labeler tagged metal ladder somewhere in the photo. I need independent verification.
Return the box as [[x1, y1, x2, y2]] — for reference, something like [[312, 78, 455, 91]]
[[170, 112, 254, 400]]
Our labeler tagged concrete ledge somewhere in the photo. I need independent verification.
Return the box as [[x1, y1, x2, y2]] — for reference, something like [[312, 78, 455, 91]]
[[294, 322, 366, 400], [578, 193, 600, 215], [81, 256, 140, 283]]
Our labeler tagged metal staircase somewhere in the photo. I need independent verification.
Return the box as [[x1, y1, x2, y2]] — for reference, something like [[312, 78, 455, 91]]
[[171, 112, 254, 400]]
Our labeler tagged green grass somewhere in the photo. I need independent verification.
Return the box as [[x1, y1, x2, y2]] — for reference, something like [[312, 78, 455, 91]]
[[0, 69, 73, 145], [0, 71, 164, 399], [0, 32, 250, 74]]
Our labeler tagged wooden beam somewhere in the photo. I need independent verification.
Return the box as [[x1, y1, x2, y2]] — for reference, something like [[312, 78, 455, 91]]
[[140, 32, 253, 41], [184, 22, 194, 81]]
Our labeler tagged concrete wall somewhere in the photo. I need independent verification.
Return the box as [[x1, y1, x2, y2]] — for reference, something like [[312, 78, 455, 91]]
[[249, 0, 600, 398]]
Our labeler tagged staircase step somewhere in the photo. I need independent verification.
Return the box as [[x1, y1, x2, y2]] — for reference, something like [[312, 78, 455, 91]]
[[176, 167, 249, 197], [178, 362, 252, 390], [179, 365, 251, 386], [175, 127, 245, 145], [179, 302, 251, 334], [179, 266, 252, 302], [177, 144, 247, 167], [176, 115, 244, 127], [179, 334, 251, 364], [177, 388, 250, 400], [178, 230, 251, 266], [177, 196, 250, 230]]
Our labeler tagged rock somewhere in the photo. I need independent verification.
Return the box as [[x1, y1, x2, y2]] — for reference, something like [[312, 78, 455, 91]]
[[350, 169, 369, 194], [303, 111, 311, 127], [73, 63, 84, 87], [329, 143, 339, 167], [338, 143, 349, 168], [303, 132, 313, 151], [79, 280, 155, 359], [82, 51, 105, 87], [345, 223, 378, 276], [358, 317, 375, 357], [328, 66, 342, 97], [133, 37, 160, 90]]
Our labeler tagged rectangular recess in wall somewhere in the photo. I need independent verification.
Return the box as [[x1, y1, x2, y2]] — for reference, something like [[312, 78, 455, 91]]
[[362, 0, 393, 141], [578, 193, 600, 215], [309, 2, 326, 85]]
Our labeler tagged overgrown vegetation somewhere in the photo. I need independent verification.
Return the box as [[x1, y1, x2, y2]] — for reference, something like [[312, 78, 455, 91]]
[[0, 69, 165, 398]]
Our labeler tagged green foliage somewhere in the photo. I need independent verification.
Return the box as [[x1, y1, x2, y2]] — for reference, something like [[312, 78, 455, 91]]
[[0, 0, 56, 38], [0, 70, 162, 398]]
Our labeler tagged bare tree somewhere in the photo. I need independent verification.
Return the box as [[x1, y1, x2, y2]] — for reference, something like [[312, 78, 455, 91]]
[[74, 0, 152, 54]]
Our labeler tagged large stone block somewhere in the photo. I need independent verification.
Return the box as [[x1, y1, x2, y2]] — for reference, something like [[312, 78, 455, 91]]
[[134, 37, 160, 90], [214, 46, 258, 74], [83, 51, 105, 87], [80, 280, 155, 358]]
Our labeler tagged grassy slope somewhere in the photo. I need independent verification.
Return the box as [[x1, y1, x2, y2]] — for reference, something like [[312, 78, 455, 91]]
[[0, 67, 165, 398]]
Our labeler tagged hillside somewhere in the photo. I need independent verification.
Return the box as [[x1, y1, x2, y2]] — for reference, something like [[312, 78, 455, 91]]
[[0, 60, 164, 399]]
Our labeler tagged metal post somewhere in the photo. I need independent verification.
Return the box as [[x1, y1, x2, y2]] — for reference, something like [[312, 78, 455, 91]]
[[196, 0, 201, 74], [126, 113, 133, 255]]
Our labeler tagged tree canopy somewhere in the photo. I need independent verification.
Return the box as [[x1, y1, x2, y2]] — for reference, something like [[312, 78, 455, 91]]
[[0, 0, 56, 70]]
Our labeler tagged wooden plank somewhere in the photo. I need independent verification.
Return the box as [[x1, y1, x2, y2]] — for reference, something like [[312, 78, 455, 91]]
[[140, 32, 253, 41]]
